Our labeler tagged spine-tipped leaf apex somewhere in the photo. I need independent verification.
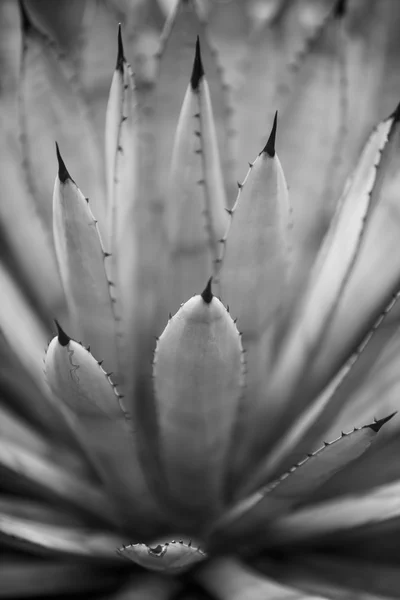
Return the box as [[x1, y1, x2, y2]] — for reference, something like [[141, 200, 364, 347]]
[[262, 111, 278, 157], [334, 0, 347, 18], [190, 36, 204, 90], [365, 411, 397, 433], [55, 143, 72, 183], [201, 277, 213, 304], [55, 320, 71, 347], [116, 24, 125, 72], [390, 101, 400, 123]]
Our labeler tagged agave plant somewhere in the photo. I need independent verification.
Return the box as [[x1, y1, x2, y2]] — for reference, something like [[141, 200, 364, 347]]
[[2, 0, 400, 598]]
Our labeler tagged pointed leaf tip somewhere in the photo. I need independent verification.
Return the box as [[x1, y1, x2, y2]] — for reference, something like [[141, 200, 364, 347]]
[[55, 143, 72, 183], [365, 412, 397, 433], [116, 24, 125, 72], [190, 36, 204, 90], [334, 0, 347, 17], [54, 320, 71, 347], [390, 102, 400, 122], [201, 277, 213, 304], [262, 111, 278, 157]]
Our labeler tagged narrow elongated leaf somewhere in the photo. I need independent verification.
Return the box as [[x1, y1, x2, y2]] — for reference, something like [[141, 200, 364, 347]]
[[197, 557, 320, 600], [118, 540, 206, 573], [247, 107, 400, 476], [268, 479, 400, 546], [153, 280, 245, 523], [0, 513, 121, 561], [105, 27, 137, 282], [152, 0, 229, 208], [305, 104, 400, 399], [234, 0, 335, 181], [0, 2, 62, 314], [45, 326, 166, 538], [165, 39, 227, 312], [0, 263, 48, 387], [53, 148, 118, 376], [278, 3, 347, 281], [20, 21, 107, 237], [0, 438, 115, 526], [218, 113, 290, 340], [212, 415, 393, 544]]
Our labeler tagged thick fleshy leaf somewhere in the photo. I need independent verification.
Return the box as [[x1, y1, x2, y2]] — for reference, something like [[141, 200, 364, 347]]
[[105, 26, 137, 290], [0, 263, 48, 387], [118, 540, 206, 573], [268, 480, 400, 546], [0, 437, 115, 526], [246, 106, 400, 481], [153, 281, 245, 523], [45, 327, 166, 538], [218, 113, 290, 340], [0, 513, 121, 561], [0, 560, 124, 599], [53, 148, 118, 376], [0, 2, 63, 315], [212, 415, 393, 545], [197, 557, 323, 600], [165, 39, 227, 312], [20, 19, 107, 237], [257, 290, 400, 483], [278, 2, 348, 282], [234, 0, 336, 181], [152, 0, 230, 203], [303, 104, 400, 404]]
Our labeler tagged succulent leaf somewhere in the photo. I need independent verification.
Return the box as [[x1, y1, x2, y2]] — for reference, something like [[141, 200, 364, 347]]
[[218, 113, 291, 341], [211, 414, 394, 545], [52, 148, 118, 377], [268, 478, 400, 546], [45, 328, 165, 537], [306, 104, 400, 400], [0, 436, 115, 526], [165, 38, 228, 312], [118, 540, 206, 573], [246, 107, 400, 475], [0, 512, 122, 561], [20, 20, 107, 237], [152, 0, 229, 208], [153, 282, 245, 521], [0, 263, 48, 386], [104, 26, 139, 396], [197, 557, 318, 600]]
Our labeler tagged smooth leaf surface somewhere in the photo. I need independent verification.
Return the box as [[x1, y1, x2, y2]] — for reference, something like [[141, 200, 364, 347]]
[[165, 39, 227, 312], [218, 114, 290, 341], [45, 330, 166, 538], [153, 283, 245, 523], [0, 513, 121, 561], [213, 416, 392, 545], [53, 151, 118, 376], [20, 22, 107, 237]]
